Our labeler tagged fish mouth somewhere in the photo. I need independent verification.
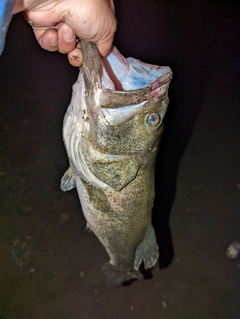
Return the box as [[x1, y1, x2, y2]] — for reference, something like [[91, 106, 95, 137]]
[[100, 70, 172, 109], [99, 47, 172, 109], [80, 40, 172, 111]]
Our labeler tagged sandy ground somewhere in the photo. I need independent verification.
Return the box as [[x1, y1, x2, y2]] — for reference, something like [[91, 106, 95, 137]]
[[0, 1, 240, 318]]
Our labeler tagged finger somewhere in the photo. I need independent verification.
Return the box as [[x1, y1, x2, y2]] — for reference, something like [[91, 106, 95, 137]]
[[95, 16, 117, 57], [97, 36, 114, 57], [33, 28, 58, 52], [57, 23, 76, 54], [68, 47, 83, 67]]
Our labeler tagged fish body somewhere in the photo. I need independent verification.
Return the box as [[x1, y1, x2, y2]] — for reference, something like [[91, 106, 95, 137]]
[[61, 40, 172, 287]]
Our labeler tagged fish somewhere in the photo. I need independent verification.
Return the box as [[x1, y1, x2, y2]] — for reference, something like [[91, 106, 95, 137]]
[[61, 40, 172, 287]]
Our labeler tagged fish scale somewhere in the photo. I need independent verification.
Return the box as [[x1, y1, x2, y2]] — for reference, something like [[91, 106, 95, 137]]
[[61, 40, 172, 287]]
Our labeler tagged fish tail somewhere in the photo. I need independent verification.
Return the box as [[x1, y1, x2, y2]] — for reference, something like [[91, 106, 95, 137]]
[[134, 224, 159, 270], [102, 262, 143, 287]]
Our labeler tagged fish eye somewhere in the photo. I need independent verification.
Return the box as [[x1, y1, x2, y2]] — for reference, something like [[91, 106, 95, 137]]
[[144, 113, 161, 127]]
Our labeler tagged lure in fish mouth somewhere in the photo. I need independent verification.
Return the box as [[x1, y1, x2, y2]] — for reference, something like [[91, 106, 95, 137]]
[[61, 40, 172, 287]]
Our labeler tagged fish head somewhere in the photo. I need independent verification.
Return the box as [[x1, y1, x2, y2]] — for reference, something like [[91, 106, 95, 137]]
[[86, 46, 172, 156], [64, 42, 172, 191]]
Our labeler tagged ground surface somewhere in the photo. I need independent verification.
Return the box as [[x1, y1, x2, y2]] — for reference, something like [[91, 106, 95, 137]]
[[0, 1, 240, 318]]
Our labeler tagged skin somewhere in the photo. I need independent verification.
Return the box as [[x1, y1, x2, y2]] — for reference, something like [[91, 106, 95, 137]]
[[12, 0, 117, 66]]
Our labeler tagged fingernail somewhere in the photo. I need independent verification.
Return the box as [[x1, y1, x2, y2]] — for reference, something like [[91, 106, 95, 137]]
[[63, 27, 75, 43], [50, 40, 58, 46], [46, 29, 57, 46]]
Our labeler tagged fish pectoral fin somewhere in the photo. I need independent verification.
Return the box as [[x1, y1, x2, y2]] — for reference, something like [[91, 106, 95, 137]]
[[87, 157, 139, 191], [102, 262, 143, 287], [134, 225, 159, 270], [60, 167, 76, 192]]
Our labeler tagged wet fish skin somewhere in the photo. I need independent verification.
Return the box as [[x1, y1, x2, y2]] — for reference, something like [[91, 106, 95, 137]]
[[61, 40, 172, 287]]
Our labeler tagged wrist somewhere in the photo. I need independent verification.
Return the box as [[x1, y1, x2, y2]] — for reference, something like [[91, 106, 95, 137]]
[[12, 0, 24, 13]]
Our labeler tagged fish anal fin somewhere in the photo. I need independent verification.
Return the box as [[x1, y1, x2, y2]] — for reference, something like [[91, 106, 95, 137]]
[[134, 224, 159, 270], [60, 167, 76, 192]]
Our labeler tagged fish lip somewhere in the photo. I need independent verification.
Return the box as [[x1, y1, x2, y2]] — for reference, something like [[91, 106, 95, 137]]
[[80, 40, 172, 110], [99, 69, 172, 109]]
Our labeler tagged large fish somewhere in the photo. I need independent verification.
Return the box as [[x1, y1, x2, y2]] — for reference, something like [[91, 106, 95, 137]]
[[61, 40, 172, 287]]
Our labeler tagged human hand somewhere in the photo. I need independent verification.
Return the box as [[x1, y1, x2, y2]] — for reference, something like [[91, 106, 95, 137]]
[[13, 0, 117, 66]]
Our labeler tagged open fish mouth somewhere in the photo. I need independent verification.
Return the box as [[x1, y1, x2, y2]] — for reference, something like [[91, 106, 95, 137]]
[[100, 48, 172, 109], [80, 40, 172, 120]]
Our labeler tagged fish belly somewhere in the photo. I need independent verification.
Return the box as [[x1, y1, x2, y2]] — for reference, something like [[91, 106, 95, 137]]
[[74, 167, 158, 287]]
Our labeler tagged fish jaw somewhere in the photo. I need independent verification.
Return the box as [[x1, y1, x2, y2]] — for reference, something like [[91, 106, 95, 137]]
[[80, 40, 172, 120]]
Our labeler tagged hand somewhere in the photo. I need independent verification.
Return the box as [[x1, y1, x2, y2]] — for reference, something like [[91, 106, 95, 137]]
[[13, 0, 117, 66]]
